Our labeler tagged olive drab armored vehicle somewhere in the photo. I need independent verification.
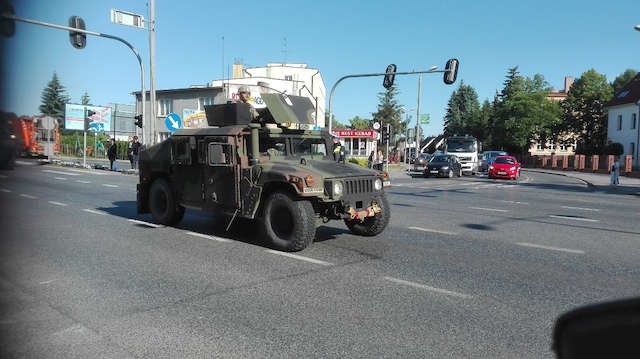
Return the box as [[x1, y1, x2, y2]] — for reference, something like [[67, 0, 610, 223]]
[[137, 93, 390, 251]]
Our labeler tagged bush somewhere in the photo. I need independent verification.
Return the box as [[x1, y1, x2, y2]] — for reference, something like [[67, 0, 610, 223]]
[[348, 158, 368, 167], [605, 142, 624, 156]]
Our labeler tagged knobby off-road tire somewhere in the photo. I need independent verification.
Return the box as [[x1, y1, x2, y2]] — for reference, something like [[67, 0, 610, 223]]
[[262, 192, 316, 252], [344, 194, 390, 237], [149, 178, 185, 226]]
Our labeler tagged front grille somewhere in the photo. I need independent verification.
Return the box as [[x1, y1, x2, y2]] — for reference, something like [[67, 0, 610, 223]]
[[344, 178, 373, 195]]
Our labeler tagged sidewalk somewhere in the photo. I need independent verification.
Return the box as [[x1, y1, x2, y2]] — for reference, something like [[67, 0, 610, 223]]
[[521, 168, 640, 196], [44, 155, 138, 175]]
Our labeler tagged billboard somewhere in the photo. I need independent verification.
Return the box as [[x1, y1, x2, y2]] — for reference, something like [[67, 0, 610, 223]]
[[64, 103, 112, 132]]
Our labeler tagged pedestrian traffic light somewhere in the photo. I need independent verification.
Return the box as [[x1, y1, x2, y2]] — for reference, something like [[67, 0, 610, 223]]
[[383, 64, 396, 89], [84, 109, 96, 131], [134, 114, 143, 128], [443, 58, 459, 85], [68, 16, 86, 49], [1, 1, 15, 37]]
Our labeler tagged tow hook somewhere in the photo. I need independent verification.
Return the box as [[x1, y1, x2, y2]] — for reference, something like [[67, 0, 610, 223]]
[[345, 202, 381, 221]]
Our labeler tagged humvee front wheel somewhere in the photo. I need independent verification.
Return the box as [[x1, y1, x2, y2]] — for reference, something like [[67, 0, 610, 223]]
[[344, 194, 390, 236], [262, 192, 316, 252], [149, 178, 185, 225]]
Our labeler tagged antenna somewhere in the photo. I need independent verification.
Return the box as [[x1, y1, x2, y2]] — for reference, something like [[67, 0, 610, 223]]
[[282, 37, 287, 63]]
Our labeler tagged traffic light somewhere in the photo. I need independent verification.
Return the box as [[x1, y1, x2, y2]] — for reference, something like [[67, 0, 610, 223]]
[[84, 109, 96, 131], [383, 64, 396, 89], [134, 114, 143, 128], [68, 16, 86, 49], [380, 124, 390, 142], [443, 58, 459, 85], [1, 1, 15, 37]]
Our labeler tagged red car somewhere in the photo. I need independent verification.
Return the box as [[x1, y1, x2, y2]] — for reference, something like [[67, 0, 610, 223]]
[[488, 155, 521, 180]]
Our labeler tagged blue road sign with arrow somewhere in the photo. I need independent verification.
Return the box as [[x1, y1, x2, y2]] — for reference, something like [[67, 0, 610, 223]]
[[165, 113, 182, 132]]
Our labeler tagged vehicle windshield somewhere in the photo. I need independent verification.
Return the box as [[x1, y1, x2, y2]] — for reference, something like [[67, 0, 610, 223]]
[[291, 137, 329, 159], [446, 139, 476, 152], [430, 156, 450, 163], [494, 157, 515, 164]]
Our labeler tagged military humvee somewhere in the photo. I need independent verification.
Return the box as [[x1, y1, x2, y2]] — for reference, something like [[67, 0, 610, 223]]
[[137, 93, 390, 251]]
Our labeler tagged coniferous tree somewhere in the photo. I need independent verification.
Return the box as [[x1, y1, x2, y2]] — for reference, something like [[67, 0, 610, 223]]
[[81, 91, 91, 105], [371, 85, 406, 145], [39, 72, 70, 127]]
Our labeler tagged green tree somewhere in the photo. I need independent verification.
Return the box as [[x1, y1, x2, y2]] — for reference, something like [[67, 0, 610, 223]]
[[371, 85, 406, 145], [39, 72, 70, 127], [491, 68, 561, 155], [611, 69, 638, 94], [560, 69, 613, 155], [443, 81, 482, 139], [348, 116, 371, 130], [81, 91, 91, 105]]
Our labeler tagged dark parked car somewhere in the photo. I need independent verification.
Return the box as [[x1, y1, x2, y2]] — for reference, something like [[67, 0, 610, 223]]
[[424, 155, 463, 178], [407, 153, 433, 176]]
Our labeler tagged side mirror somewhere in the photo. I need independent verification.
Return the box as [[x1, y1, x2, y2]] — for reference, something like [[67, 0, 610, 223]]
[[443, 58, 459, 85], [552, 297, 640, 359]]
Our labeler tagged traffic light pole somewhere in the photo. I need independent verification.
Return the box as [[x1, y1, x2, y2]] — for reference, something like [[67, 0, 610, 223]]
[[327, 67, 444, 135], [2, 14, 146, 145]]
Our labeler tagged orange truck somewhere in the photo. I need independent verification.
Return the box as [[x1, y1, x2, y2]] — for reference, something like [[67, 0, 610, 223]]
[[11, 116, 59, 158]]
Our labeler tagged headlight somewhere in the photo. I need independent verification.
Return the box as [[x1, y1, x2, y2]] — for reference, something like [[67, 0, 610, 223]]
[[442, 166, 449, 170], [489, 165, 494, 170], [333, 181, 343, 197], [374, 178, 383, 191], [509, 166, 516, 171]]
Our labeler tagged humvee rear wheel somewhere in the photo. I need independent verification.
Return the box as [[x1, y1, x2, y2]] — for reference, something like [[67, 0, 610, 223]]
[[344, 194, 390, 236], [149, 178, 185, 225], [262, 192, 316, 252]]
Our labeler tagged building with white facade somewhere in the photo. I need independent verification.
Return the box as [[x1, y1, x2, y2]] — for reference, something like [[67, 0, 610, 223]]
[[134, 63, 326, 144], [605, 73, 640, 169]]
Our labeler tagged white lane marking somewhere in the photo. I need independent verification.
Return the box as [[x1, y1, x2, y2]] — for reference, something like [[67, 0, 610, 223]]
[[54, 177, 67, 181], [561, 206, 600, 212], [102, 184, 118, 188], [383, 276, 473, 299], [76, 180, 91, 184], [185, 231, 231, 243], [549, 215, 599, 223], [39, 279, 57, 285], [516, 242, 585, 254], [42, 169, 80, 176], [500, 200, 529, 205], [469, 206, 509, 213], [409, 226, 457, 236], [128, 219, 164, 228], [265, 249, 333, 266], [65, 168, 107, 175], [15, 160, 36, 166], [19, 194, 37, 199], [0, 188, 10, 193], [0, 175, 7, 178], [82, 209, 107, 215], [48, 201, 67, 206]]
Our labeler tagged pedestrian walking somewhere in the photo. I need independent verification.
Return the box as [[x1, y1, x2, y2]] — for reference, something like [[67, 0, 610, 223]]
[[376, 150, 384, 170], [127, 136, 134, 169], [107, 138, 118, 171], [367, 150, 375, 169], [610, 156, 620, 186]]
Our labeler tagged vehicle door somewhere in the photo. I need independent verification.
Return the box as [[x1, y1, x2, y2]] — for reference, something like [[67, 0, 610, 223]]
[[203, 137, 239, 213], [171, 136, 202, 207]]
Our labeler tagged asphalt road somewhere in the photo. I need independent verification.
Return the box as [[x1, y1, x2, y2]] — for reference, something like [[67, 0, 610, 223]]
[[1, 161, 639, 358]]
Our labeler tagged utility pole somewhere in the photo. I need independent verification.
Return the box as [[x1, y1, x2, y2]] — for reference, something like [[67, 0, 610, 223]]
[[416, 75, 422, 152], [148, 0, 157, 144]]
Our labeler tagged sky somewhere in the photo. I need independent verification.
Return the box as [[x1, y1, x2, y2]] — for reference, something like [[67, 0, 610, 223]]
[[1, 0, 639, 137]]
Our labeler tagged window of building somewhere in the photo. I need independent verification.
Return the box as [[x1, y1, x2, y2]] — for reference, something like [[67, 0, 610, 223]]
[[559, 143, 569, 151], [536, 143, 543, 150], [631, 143, 635, 158], [198, 97, 214, 111], [617, 115, 622, 130], [284, 75, 293, 81], [157, 99, 172, 116], [632, 113, 637, 129]]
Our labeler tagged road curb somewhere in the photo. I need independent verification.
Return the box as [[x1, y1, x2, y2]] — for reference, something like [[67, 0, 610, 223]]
[[522, 168, 595, 188]]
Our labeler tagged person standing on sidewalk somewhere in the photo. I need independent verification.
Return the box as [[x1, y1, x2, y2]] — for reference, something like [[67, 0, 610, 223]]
[[107, 138, 118, 171], [130, 136, 141, 169], [610, 156, 620, 186]]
